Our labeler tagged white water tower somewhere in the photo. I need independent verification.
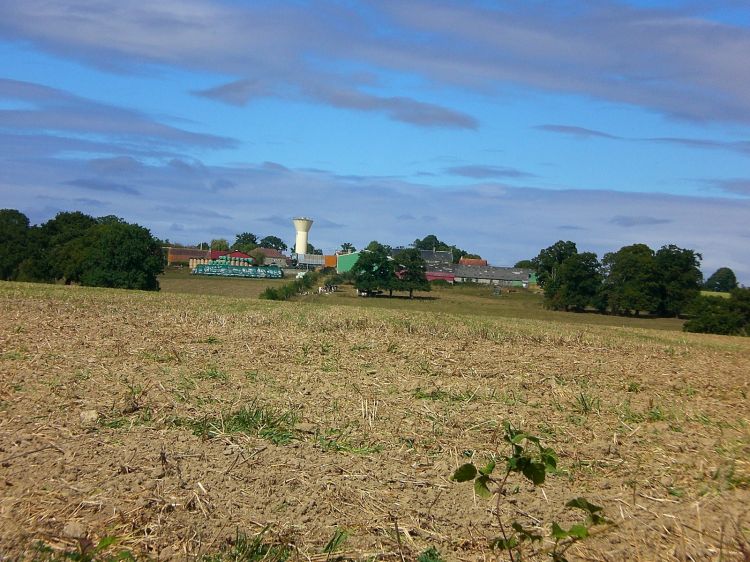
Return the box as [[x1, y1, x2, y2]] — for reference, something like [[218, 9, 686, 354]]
[[293, 217, 313, 255]]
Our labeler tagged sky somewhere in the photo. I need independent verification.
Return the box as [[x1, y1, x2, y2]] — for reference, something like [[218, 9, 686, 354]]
[[1, 0, 749, 283]]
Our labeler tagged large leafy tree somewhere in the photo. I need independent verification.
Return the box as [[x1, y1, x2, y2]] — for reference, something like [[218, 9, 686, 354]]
[[531, 240, 578, 295], [602, 244, 659, 315], [0, 209, 30, 280], [393, 248, 430, 299], [351, 241, 394, 294], [79, 221, 163, 290], [211, 238, 230, 251], [42, 211, 98, 283], [340, 242, 356, 253], [259, 235, 287, 252], [654, 245, 702, 316], [703, 267, 738, 292], [548, 252, 603, 312], [514, 259, 535, 269]]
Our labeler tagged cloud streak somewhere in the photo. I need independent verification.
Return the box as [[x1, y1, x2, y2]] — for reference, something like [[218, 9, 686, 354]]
[[3, 1, 750, 126]]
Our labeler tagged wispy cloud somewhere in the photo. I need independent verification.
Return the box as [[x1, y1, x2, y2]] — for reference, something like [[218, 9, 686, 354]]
[[537, 122, 750, 157], [4, 1, 750, 125], [446, 165, 535, 179], [610, 215, 672, 227], [535, 125, 619, 140], [0, 78, 236, 150], [66, 178, 140, 195]]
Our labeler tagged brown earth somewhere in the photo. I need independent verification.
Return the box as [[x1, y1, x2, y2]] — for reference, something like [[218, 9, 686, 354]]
[[0, 282, 748, 561]]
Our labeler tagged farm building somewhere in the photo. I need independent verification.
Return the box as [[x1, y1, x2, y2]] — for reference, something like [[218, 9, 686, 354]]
[[255, 247, 290, 267], [166, 247, 209, 265], [450, 265, 536, 287], [209, 250, 253, 260], [458, 257, 488, 266], [336, 251, 361, 273]]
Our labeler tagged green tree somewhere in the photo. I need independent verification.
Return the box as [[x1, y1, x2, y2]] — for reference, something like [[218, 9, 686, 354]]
[[79, 221, 163, 290], [703, 267, 738, 292], [602, 244, 659, 316], [393, 248, 430, 298], [531, 241, 578, 291], [548, 252, 602, 312], [654, 245, 703, 316], [340, 242, 356, 253], [351, 241, 393, 295], [233, 232, 258, 247], [306, 242, 323, 255], [0, 209, 30, 280], [211, 238, 230, 251], [514, 259, 535, 269], [30, 211, 98, 284], [259, 235, 287, 252], [683, 295, 746, 335]]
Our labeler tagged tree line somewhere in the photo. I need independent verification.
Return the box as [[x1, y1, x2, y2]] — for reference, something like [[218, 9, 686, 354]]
[[0, 209, 163, 291], [531, 240, 748, 335]]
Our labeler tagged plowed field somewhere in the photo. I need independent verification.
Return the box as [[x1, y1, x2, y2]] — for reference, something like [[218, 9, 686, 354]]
[[1, 282, 748, 560]]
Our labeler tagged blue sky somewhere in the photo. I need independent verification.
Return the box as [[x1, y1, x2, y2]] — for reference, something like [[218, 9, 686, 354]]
[[1, 0, 749, 282]]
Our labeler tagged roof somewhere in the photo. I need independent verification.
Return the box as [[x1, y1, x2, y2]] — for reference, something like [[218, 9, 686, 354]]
[[459, 257, 488, 266], [426, 264, 535, 281], [256, 247, 287, 259], [167, 247, 209, 259], [209, 250, 251, 260]]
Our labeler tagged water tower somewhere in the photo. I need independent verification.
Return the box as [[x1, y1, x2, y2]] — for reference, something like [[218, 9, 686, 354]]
[[293, 217, 313, 255]]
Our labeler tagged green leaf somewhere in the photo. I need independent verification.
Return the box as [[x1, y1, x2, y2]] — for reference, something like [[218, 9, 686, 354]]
[[551, 522, 568, 540], [541, 447, 558, 471], [566, 497, 603, 514], [95, 536, 117, 551], [511, 432, 529, 444], [474, 475, 493, 498], [479, 460, 496, 476], [492, 537, 519, 550], [521, 461, 546, 485], [452, 463, 477, 482], [567, 524, 589, 539]]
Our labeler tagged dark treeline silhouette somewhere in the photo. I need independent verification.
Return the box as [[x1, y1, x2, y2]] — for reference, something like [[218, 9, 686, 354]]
[[0, 209, 163, 291]]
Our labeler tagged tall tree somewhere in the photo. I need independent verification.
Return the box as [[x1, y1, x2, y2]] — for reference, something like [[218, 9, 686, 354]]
[[654, 245, 702, 316], [602, 244, 659, 315], [703, 267, 738, 292], [340, 242, 356, 253], [233, 232, 258, 247], [393, 248, 430, 299], [514, 259, 535, 269], [548, 252, 602, 312], [531, 241, 578, 299], [259, 235, 287, 252], [0, 209, 30, 280], [211, 238, 230, 251], [79, 221, 163, 290], [351, 241, 393, 295]]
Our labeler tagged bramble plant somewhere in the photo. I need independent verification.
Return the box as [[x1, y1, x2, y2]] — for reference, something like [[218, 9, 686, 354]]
[[452, 422, 608, 561]]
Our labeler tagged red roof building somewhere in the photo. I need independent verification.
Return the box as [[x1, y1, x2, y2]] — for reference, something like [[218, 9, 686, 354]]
[[458, 257, 488, 267]]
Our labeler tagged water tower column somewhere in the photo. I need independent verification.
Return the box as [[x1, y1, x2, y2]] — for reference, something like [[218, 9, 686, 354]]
[[293, 217, 313, 255]]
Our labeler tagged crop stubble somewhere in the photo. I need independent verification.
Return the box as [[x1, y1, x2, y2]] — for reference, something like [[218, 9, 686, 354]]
[[0, 282, 748, 560]]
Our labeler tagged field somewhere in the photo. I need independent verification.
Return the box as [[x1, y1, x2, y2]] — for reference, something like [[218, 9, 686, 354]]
[[1, 280, 749, 561]]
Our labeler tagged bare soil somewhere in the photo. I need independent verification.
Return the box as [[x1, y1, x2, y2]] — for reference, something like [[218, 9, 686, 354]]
[[1, 282, 748, 561]]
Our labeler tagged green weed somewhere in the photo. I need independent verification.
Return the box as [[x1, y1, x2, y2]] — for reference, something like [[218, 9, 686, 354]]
[[189, 402, 298, 445]]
